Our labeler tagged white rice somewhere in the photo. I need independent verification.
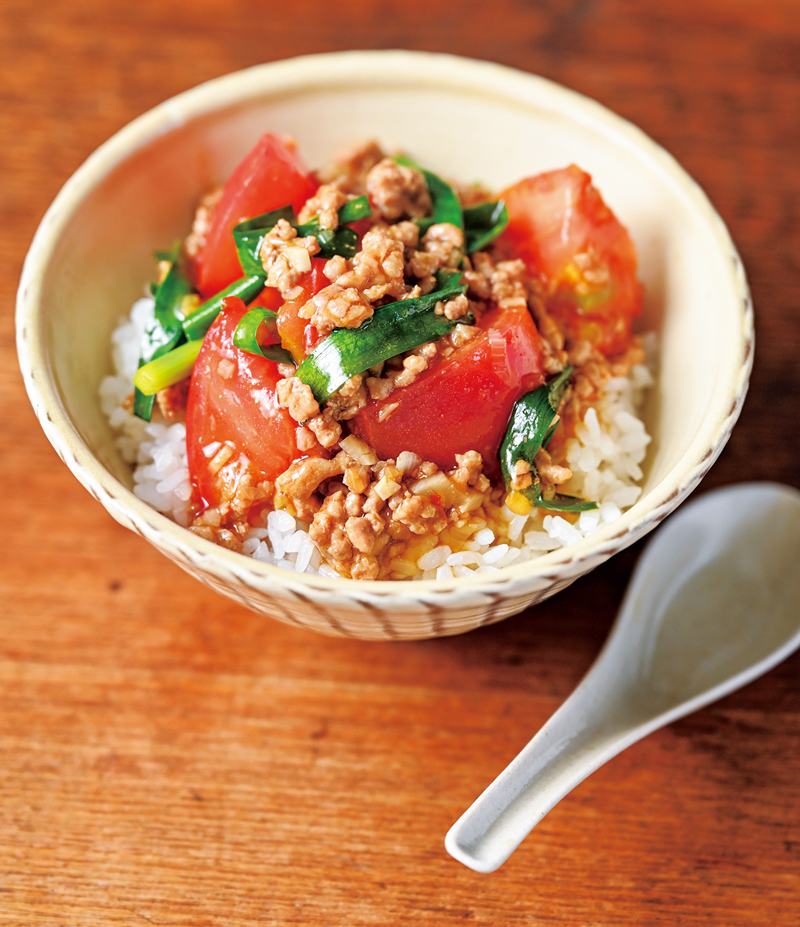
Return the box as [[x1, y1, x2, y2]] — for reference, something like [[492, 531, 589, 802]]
[[101, 297, 654, 579]]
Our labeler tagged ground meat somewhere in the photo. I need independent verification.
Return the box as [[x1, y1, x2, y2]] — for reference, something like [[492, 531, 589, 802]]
[[610, 338, 647, 376], [317, 139, 385, 192], [535, 446, 573, 486], [511, 458, 533, 491], [325, 375, 367, 421], [407, 248, 440, 282], [184, 188, 222, 259], [189, 524, 243, 552], [259, 219, 321, 299], [528, 291, 568, 374], [366, 157, 432, 221], [345, 511, 384, 554], [276, 376, 320, 423], [348, 226, 407, 300], [300, 284, 373, 336], [366, 376, 395, 401], [449, 323, 481, 349], [295, 425, 319, 452], [275, 453, 350, 499], [386, 220, 420, 250], [156, 378, 190, 421], [470, 253, 528, 310], [450, 450, 484, 490], [306, 410, 342, 448], [321, 226, 408, 303], [422, 223, 464, 264], [437, 292, 470, 321], [309, 491, 352, 563], [350, 553, 380, 581], [296, 182, 349, 230], [463, 266, 493, 300], [389, 491, 448, 535], [323, 254, 348, 281], [388, 354, 428, 389]]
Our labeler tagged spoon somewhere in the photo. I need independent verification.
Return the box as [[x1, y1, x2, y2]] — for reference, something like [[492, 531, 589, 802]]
[[445, 481, 800, 873]]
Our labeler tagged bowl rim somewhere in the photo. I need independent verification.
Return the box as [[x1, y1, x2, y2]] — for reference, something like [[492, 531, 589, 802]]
[[16, 49, 753, 600]]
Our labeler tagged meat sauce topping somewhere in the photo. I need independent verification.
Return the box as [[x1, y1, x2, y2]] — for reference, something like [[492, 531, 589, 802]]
[[131, 135, 645, 580]]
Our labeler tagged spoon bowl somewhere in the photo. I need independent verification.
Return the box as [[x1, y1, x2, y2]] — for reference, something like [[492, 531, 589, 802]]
[[445, 482, 800, 872]]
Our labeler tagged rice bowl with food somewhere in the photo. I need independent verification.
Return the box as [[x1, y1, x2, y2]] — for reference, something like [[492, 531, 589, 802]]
[[101, 133, 654, 582]]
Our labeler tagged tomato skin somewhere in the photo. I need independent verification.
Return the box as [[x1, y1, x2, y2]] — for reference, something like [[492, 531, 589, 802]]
[[350, 304, 546, 477], [186, 297, 304, 510], [194, 133, 318, 299], [499, 166, 642, 355]]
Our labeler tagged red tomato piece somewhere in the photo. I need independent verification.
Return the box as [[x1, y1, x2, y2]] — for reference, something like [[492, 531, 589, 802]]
[[194, 133, 317, 299], [499, 166, 642, 355], [350, 304, 546, 477], [246, 285, 283, 313], [186, 297, 306, 510]]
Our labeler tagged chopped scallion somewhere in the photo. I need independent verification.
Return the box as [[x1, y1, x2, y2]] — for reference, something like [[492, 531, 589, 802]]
[[499, 367, 598, 513], [232, 195, 372, 273], [463, 200, 509, 253], [181, 274, 266, 342], [133, 244, 192, 420], [296, 275, 468, 402], [233, 307, 294, 364], [133, 339, 203, 396]]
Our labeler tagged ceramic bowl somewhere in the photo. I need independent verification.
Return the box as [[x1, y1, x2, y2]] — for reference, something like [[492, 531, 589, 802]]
[[16, 51, 752, 641]]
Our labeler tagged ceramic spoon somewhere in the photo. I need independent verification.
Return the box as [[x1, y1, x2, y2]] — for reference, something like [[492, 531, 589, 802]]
[[445, 482, 800, 873]]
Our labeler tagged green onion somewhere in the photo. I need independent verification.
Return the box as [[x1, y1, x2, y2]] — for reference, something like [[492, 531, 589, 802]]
[[232, 307, 294, 364], [301, 225, 359, 260], [232, 206, 296, 276], [393, 155, 463, 233], [133, 339, 203, 396], [296, 274, 468, 402], [232, 195, 372, 273], [332, 196, 372, 225], [463, 200, 509, 253], [181, 273, 266, 342], [529, 485, 599, 513], [500, 367, 598, 514], [295, 195, 373, 259], [133, 244, 193, 420]]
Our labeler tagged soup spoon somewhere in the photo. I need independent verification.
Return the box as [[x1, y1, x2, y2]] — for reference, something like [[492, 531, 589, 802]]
[[445, 481, 800, 872]]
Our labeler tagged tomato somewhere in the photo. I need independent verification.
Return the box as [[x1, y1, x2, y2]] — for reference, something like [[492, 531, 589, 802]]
[[186, 297, 306, 509], [350, 304, 546, 476], [498, 165, 642, 355], [194, 133, 318, 299], [246, 285, 283, 313]]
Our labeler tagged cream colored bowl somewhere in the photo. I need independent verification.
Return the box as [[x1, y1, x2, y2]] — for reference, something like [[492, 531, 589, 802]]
[[16, 51, 752, 641]]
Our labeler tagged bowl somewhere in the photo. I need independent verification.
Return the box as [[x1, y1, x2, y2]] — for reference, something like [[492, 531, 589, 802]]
[[16, 51, 753, 641]]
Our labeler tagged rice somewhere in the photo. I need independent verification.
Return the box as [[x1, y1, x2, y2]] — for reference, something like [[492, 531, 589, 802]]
[[102, 300, 653, 579]]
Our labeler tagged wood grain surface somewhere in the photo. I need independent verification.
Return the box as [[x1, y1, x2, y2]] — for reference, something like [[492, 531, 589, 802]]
[[2, 0, 799, 923]]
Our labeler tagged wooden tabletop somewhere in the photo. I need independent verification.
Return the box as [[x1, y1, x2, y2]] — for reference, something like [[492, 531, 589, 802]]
[[2, 1, 799, 923]]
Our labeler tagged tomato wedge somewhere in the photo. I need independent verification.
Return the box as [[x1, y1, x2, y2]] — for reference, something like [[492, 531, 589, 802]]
[[194, 133, 317, 299], [186, 297, 306, 510], [499, 165, 642, 355], [350, 304, 546, 476]]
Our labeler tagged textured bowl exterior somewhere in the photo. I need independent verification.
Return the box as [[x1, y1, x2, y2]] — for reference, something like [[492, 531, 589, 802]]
[[16, 51, 753, 640]]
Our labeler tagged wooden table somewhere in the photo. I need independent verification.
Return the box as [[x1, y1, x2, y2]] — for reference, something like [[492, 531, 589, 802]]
[[2, 1, 798, 923]]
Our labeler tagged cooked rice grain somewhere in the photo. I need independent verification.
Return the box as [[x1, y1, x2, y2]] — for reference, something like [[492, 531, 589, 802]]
[[102, 302, 654, 579]]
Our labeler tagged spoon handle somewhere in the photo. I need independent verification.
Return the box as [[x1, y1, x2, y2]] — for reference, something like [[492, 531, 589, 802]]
[[444, 671, 639, 873]]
